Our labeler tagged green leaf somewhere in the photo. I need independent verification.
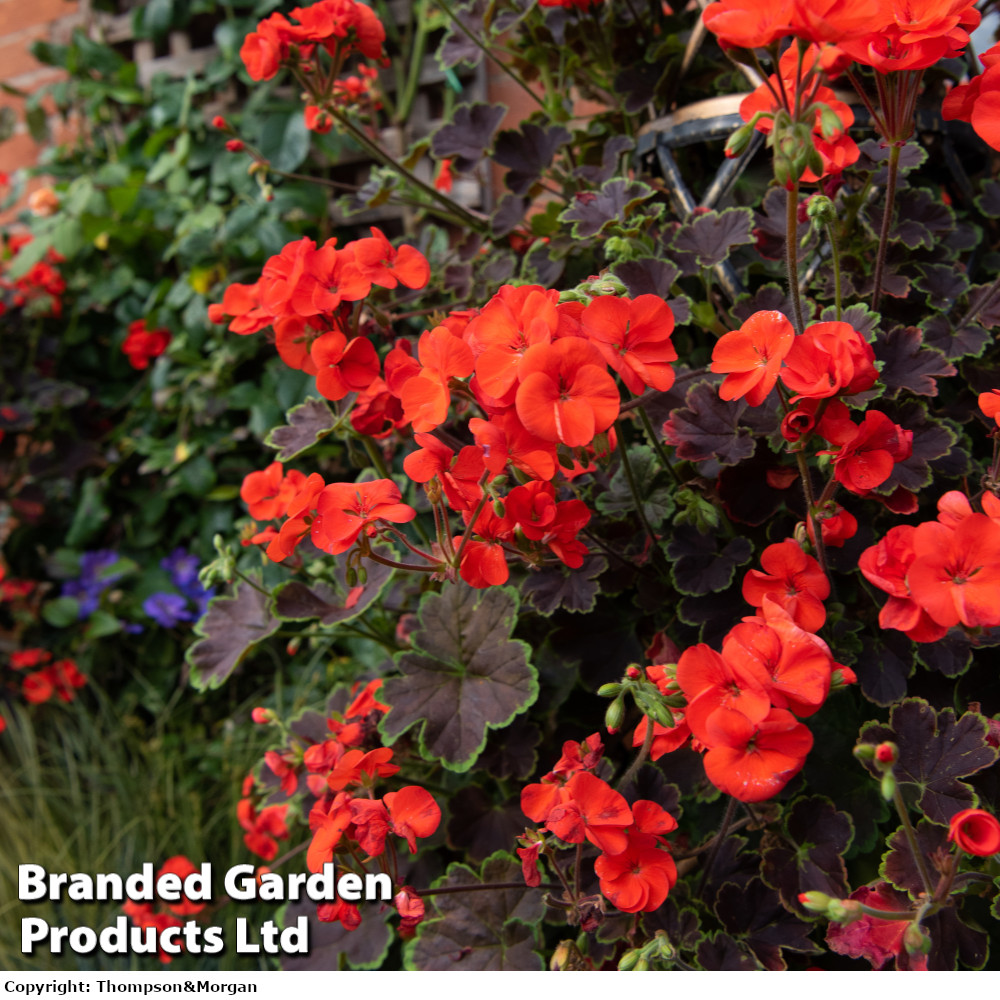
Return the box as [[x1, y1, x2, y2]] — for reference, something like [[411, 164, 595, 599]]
[[66, 479, 109, 548], [258, 111, 311, 173], [86, 610, 123, 639], [265, 397, 338, 462], [187, 578, 280, 690], [406, 853, 543, 970], [379, 585, 537, 771], [42, 597, 81, 628], [596, 444, 674, 527]]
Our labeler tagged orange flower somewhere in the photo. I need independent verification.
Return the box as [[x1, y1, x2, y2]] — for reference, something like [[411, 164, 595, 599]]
[[711, 310, 795, 406], [595, 836, 678, 913], [742, 541, 830, 632]]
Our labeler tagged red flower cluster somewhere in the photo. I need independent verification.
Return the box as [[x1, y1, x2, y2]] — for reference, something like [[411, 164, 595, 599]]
[[240, 0, 385, 82], [237, 774, 291, 861], [860, 490, 1000, 641], [122, 319, 172, 370], [711, 311, 877, 406], [0, 234, 66, 319], [121, 856, 206, 964], [632, 542, 851, 802], [9, 648, 87, 704], [209, 231, 429, 409], [521, 736, 678, 913]]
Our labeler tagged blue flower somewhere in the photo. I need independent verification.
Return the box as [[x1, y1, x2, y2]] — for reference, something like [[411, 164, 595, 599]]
[[161, 548, 201, 590], [143, 592, 195, 629]]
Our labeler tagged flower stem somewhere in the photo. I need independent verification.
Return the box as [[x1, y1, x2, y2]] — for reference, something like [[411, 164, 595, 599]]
[[617, 715, 655, 793], [871, 141, 900, 313], [892, 785, 936, 899], [825, 219, 843, 322], [636, 404, 682, 486], [697, 796, 737, 896], [614, 420, 658, 548], [785, 178, 806, 334]]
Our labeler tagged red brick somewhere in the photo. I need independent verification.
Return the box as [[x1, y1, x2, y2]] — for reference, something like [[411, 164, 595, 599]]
[[0, 27, 50, 80], [0, 0, 78, 39]]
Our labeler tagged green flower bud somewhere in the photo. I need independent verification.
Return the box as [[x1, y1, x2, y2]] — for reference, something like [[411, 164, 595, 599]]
[[597, 682, 624, 698], [853, 743, 876, 762], [881, 770, 897, 801], [605, 695, 626, 733], [618, 950, 639, 972], [356, 566, 367, 586], [725, 121, 756, 160], [346, 566, 358, 587], [903, 922, 931, 956], [798, 891, 833, 913], [806, 195, 836, 224]]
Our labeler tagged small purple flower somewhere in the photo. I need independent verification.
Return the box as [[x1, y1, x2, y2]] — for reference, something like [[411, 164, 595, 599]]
[[143, 592, 195, 629], [161, 548, 200, 590], [62, 549, 126, 618]]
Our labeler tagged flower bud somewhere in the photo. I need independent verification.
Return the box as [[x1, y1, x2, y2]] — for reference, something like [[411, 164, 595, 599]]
[[597, 682, 623, 698], [816, 104, 845, 140], [618, 950, 639, 971], [356, 566, 367, 585], [605, 696, 625, 733], [251, 707, 274, 724], [637, 695, 675, 729], [805, 194, 835, 223], [634, 958, 649, 972], [827, 899, 863, 924], [211, 115, 228, 130], [903, 922, 931, 956], [798, 891, 832, 913], [225, 139, 245, 153], [853, 743, 876, 762], [875, 741, 898, 765], [346, 566, 358, 587], [725, 120, 756, 159], [625, 665, 641, 680], [493, 499, 506, 518], [881, 770, 897, 801]]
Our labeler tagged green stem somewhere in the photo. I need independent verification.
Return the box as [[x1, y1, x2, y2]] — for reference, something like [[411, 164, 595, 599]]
[[698, 797, 737, 895], [364, 550, 438, 574], [614, 420, 657, 547], [892, 785, 936, 899], [636, 404, 682, 486], [785, 177, 806, 334], [617, 715, 655, 792], [871, 142, 900, 314], [360, 435, 391, 479], [437, 0, 546, 111], [793, 447, 829, 579], [825, 219, 843, 322]]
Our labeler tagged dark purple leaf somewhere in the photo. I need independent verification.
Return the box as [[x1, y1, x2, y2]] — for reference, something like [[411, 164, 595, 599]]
[[476, 715, 541, 781], [858, 699, 999, 824], [522, 554, 607, 616], [559, 178, 657, 240], [914, 263, 969, 309], [282, 897, 391, 970], [447, 785, 526, 862], [714, 877, 820, 969], [854, 632, 912, 706], [265, 397, 336, 462], [876, 400, 958, 495], [717, 445, 798, 527], [379, 585, 537, 771], [671, 207, 755, 274], [187, 578, 280, 690], [856, 139, 927, 179], [874, 325, 955, 398], [271, 552, 395, 627], [678, 586, 748, 649], [438, 1, 531, 68], [642, 898, 702, 952], [407, 853, 543, 970], [480, 249, 516, 284], [920, 315, 990, 360], [431, 103, 507, 174], [976, 181, 1000, 218], [522, 242, 564, 287], [761, 796, 854, 916], [666, 524, 752, 596], [612, 257, 679, 299], [697, 932, 761, 970], [491, 193, 528, 238], [864, 187, 955, 251], [915, 630, 972, 678], [753, 188, 812, 261], [493, 123, 570, 195], [820, 302, 881, 341], [702, 833, 762, 901], [30, 378, 88, 411], [667, 294, 692, 325], [574, 135, 635, 185], [881, 819, 948, 897], [965, 281, 1000, 328], [614, 61, 664, 113], [443, 262, 472, 297], [731, 282, 799, 325], [924, 906, 989, 970], [662, 380, 755, 466]]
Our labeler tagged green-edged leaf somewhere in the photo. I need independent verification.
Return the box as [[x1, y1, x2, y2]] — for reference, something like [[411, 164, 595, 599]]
[[761, 795, 854, 916], [558, 178, 657, 240], [521, 555, 607, 616], [596, 445, 675, 527], [406, 852, 543, 970], [666, 524, 752, 596], [265, 398, 337, 462], [858, 699, 999, 824], [379, 585, 537, 771], [880, 819, 948, 897], [271, 548, 394, 626], [187, 578, 280, 690], [281, 897, 390, 970], [671, 207, 755, 274]]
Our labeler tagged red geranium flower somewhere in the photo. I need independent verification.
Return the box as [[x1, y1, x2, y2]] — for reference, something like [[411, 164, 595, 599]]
[[351, 227, 430, 290], [830, 411, 912, 495], [595, 836, 678, 913], [384, 785, 442, 852], [157, 856, 205, 916], [711, 310, 795, 406], [122, 319, 171, 370], [948, 808, 1000, 856], [780, 321, 878, 401], [515, 338, 619, 448], [742, 541, 830, 632], [311, 479, 416, 555]]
